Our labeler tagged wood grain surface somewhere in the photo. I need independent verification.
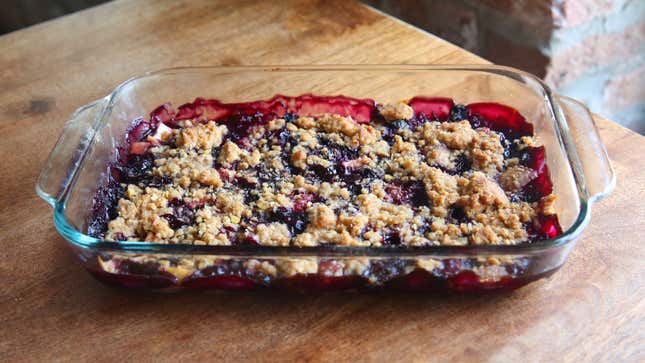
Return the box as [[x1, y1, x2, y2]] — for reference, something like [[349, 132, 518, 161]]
[[0, 1, 643, 362]]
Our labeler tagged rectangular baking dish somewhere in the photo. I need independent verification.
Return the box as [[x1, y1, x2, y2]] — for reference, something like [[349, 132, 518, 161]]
[[36, 65, 615, 292]]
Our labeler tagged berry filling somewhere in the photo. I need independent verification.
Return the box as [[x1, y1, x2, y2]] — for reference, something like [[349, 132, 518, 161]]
[[87, 95, 563, 289]]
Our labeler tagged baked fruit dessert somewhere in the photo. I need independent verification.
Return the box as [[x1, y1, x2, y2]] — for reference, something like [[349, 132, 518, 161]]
[[87, 95, 561, 291]]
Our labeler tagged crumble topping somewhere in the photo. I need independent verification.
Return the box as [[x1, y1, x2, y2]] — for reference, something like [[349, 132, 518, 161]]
[[378, 101, 414, 121], [101, 98, 558, 248]]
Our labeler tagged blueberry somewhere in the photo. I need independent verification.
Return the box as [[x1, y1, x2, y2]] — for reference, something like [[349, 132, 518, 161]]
[[269, 207, 309, 235], [225, 112, 268, 141], [509, 193, 522, 203], [118, 260, 161, 275], [237, 176, 258, 188], [244, 191, 260, 204], [449, 104, 469, 122], [381, 127, 396, 143], [143, 175, 172, 188], [369, 259, 413, 282], [408, 112, 431, 129], [120, 154, 154, 183], [361, 168, 383, 180], [211, 147, 220, 163], [519, 150, 533, 166], [87, 179, 124, 238], [318, 138, 359, 161], [282, 112, 299, 123], [386, 180, 429, 207], [162, 199, 196, 229], [449, 205, 468, 224], [452, 154, 472, 175], [390, 120, 409, 130], [519, 183, 542, 203], [347, 183, 364, 195], [382, 230, 402, 246], [310, 164, 337, 182], [410, 184, 430, 207], [257, 166, 283, 184], [470, 114, 483, 129]]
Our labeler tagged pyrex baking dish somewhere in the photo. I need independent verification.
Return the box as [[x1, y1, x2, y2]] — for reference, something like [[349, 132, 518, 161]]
[[36, 65, 615, 292]]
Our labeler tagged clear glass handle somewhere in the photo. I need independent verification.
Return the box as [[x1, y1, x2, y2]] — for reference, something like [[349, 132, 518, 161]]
[[557, 95, 616, 203], [36, 98, 108, 206]]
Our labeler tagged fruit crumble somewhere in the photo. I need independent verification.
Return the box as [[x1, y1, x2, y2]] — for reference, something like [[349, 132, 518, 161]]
[[88, 95, 561, 248]]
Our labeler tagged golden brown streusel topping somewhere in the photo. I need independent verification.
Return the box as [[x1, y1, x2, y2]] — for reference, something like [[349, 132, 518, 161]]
[[105, 100, 556, 247]]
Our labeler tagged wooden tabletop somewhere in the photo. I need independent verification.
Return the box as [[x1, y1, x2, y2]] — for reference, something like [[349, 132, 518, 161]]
[[1, 0, 643, 361]]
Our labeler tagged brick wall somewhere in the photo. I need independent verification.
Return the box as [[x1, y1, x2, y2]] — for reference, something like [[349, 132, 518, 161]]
[[364, 0, 645, 134]]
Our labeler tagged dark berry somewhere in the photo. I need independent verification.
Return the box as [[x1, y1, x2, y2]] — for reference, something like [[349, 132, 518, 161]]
[[143, 175, 172, 188], [390, 120, 409, 130], [385, 180, 429, 207], [470, 114, 482, 129], [520, 177, 550, 203], [271, 129, 290, 148], [509, 193, 522, 203], [269, 208, 309, 235], [448, 205, 468, 224], [310, 164, 337, 183], [381, 127, 395, 143], [363, 168, 382, 180], [369, 259, 414, 282], [382, 231, 402, 246], [162, 199, 196, 229], [87, 179, 124, 237], [441, 258, 470, 276], [318, 138, 359, 161], [117, 259, 162, 276], [452, 154, 472, 175], [519, 150, 533, 166], [244, 192, 259, 204], [338, 165, 362, 184], [282, 112, 299, 123], [449, 104, 469, 122], [120, 153, 155, 183], [347, 183, 364, 195], [225, 112, 268, 142], [237, 176, 258, 189], [211, 147, 220, 164], [416, 221, 431, 235], [408, 112, 432, 129], [257, 167, 282, 184], [502, 138, 521, 160], [382, 119, 412, 141]]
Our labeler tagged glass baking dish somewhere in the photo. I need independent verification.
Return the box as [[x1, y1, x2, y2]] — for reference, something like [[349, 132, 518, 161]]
[[36, 65, 615, 292]]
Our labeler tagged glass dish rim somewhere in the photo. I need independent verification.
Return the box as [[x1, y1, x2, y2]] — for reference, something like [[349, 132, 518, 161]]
[[45, 64, 594, 256]]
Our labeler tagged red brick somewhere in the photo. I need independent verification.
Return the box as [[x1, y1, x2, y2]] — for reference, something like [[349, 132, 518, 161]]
[[546, 20, 645, 87], [603, 65, 645, 109], [560, 0, 616, 27], [484, 31, 549, 78]]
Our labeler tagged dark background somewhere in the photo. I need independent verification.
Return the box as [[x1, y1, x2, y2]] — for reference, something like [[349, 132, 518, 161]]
[[0, 0, 106, 34]]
